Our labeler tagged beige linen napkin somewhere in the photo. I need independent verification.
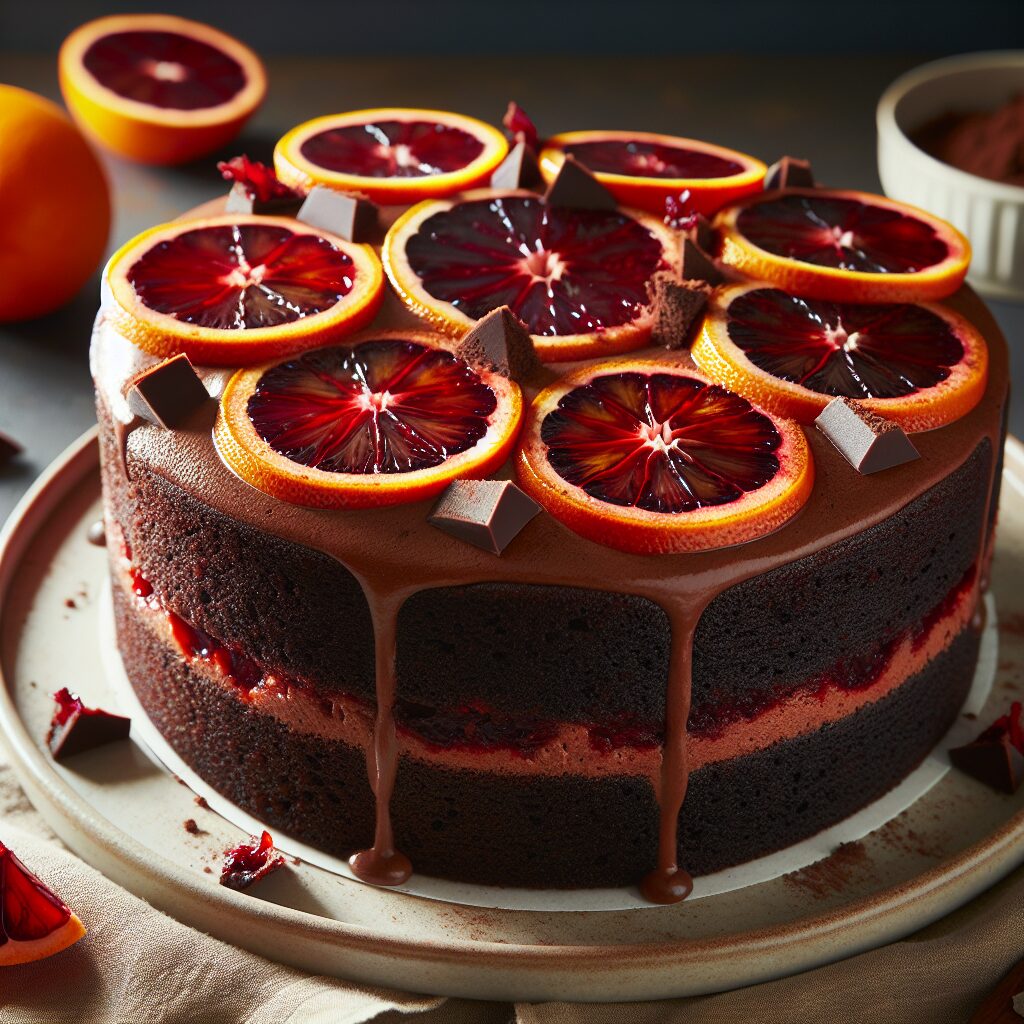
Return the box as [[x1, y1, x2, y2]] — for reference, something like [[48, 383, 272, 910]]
[[2, 749, 1022, 1023]]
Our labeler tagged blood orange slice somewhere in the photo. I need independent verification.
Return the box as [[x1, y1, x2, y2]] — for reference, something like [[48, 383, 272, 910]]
[[517, 361, 812, 554], [716, 188, 970, 302], [103, 214, 384, 365], [274, 108, 508, 204], [214, 330, 523, 509], [0, 840, 86, 966], [539, 130, 765, 216], [693, 283, 989, 430], [59, 14, 266, 165], [384, 189, 679, 362]]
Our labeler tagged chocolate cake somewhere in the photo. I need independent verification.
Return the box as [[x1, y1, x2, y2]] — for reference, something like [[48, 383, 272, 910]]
[[90, 112, 1009, 903]]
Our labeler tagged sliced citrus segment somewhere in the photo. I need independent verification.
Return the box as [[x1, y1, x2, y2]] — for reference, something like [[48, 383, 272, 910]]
[[215, 330, 523, 509], [716, 188, 970, 302], [539, 130, 765, 216], [59, 14, 266, 165], [517, 360, 812, 554], [273, 108, 508, 204], [384, 189, 679, 362], [104, 214, 384, 365], [693, 283, 989, 430], [0, 840, 86, 966]]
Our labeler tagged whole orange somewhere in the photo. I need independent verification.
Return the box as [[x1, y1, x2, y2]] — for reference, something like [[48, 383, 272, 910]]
[[0, 85, 110, 322]]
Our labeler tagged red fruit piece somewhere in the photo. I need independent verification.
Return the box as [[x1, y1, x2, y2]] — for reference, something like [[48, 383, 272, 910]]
[[502, 101, 539, 150], [220, 830, 285, 890], [218, 155, 297, 203], [0, 841, 86, 965]]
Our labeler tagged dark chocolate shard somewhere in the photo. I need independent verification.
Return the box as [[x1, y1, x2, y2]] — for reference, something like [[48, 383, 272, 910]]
[[950, 734, 1024, 794], [457, 306, 543, 383], [429, 479, 541, 556], [765, 156, 816, 191], [686, 213, 715, 253], [544, 155, 618, 211], [296, 185, 380, 243], [0, 430, 22, 466], [225, 182, 303, 218], [646, 272, 711, 350], [126, 354, 213, 430], [815, 398, 920, 475], [681, 238, 726, 286], [490, 140, 543, 190], [47, 688, 131, 761]]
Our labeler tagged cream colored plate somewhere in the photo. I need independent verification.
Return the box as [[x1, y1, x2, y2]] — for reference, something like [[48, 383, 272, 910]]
[[2, 429, 1023, 1001]]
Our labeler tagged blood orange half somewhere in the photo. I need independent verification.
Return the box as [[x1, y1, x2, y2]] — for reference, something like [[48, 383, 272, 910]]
[[517, 361, 812, 554], [716, 188, 970, 302], [59, 14, 266, 165], [693, 283, 989, 430], [215, 330, 523, 509], [384, 189, 680, 362], [0, 840, 86, 966], [274, 108, 508, 204], [539, 130, 765, 216], [103, 214, 384, 365]]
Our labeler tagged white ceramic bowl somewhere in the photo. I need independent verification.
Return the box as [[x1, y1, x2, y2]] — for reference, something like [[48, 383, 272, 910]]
[[877, 51, 1024, 302]]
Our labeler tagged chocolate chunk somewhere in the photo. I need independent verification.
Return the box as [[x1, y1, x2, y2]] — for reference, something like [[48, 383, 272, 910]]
[[126, 354, 213, 430], [646, 272, 711, 350], [429, 479, 542, 555], [87, 520, 107, 547], [681, 238, 726, 286], [0, 430, 22, 466], [950, 702, 1024, 794], [47, 688, 131, 761], [814, 398, 920, 474], [457, 306, 543, 383], [296, 185, 380, 243], [225, 182, 303, 218], [490, 140, 542, 190], [765, 156, 816, 191], [544, 155, 618, 211], [686, 214, 715, 253]]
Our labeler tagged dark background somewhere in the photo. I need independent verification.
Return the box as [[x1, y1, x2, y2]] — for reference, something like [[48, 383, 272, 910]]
[[3, 0, 1024, 54], [0, 2, 1022, 520]]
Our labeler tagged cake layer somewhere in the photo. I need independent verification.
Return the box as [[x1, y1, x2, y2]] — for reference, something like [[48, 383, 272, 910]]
[[113, 575, 980, 885], [106, 390, 991, 731]]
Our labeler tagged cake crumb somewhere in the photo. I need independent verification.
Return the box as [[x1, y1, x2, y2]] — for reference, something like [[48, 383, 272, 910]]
[[64, 598, 77, 609], [183, 818, 202, 835], [203, 866, 212, 874], [194, 795, 210, 810]]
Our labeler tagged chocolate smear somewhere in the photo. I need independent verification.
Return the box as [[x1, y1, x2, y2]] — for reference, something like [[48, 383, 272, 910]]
[[765, 156, 816, 191], [297, 185, 380, 243], [815, 398, 920, 475], [47, 688, 131, 761], [545, 155, 618, 211], [490, 140, 543, 190], [429, 479, 541, 555], [457, 306, 544, 383], [646, 272, 711, 350], [126, 354, 213, 430]]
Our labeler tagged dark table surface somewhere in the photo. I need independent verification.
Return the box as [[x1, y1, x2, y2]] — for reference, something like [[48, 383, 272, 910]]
[[1, 52, 1021, 523]]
